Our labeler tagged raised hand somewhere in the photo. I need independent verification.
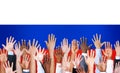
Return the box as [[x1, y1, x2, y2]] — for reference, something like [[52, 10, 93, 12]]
[[114, 41, 120, 57], [80, 37, 92, 53], [28, 39, 40, 56], [45, 34, 56, 73], [71, 39, 79, 54], [62, 56, 72, 72], [20, 54, 30, 69], [114, 62, 120, 73], [96, 56, 107, 72], [2, 36, 16, 51], [34, 47, 46, 62], [3, 61, 16, 73], [20, 39, 28, 50], [14, 42, 23, 60], [85, 50, 95, 68], [45, 34, 56, 58], [76, 66, 85, 73], [72, 54, 83, 68], [61, 38, 70, 55], [92, 34, 105, 49], [102, 42, 112, 59], [0, 49, 7, 62], [55, 46, 64, 63], [43, 54, 51, 73]]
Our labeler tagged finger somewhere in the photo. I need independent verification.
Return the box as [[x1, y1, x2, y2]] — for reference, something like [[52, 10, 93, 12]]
[[9, 36, 12, 42], [8, 61, 10, 67], [44, 41, 48, 46], [92, 39, 95, 43], [13, 40, 16, 45], [11, 37, 14, 43], [93, 35, 96, 41], [2, 44, 6, 49], [21, 39, 24, 45], [101, 42, 106, 46], [96, 33, 98, 40], [28, 40, 31, 47], [6, 37, 8, 44], [32, 39, 35, 46], [11, 62, 13, 69], [48, 34, 50, 42], [35, 40, 38, 47], [36, 44, 40, 49], [99, 34, 101, 41], [88, 44, 92, 48]]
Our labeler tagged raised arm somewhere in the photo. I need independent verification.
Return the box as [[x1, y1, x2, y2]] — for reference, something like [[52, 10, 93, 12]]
[[45, 34, 56, 73]]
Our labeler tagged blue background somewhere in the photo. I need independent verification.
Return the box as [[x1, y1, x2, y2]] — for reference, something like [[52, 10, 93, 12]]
[[0, 25, 120, 49]]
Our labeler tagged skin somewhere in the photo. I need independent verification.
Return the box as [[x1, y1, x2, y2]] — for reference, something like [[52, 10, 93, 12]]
[[0, 49, 7, 73], [28, 39, 40, 73], [102, 42, 112, 59], [55, 47, 64, 63], [85, 50, 95, 73], [114, 41, 120, 57], [80, 37, 92, 53], [45, 34, 56, 73], [92, 34, 105, 49]]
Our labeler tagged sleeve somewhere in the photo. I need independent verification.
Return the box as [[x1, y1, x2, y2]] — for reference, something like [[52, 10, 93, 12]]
[[37, 61, 45, 73], [106, 60, 113, 73], [95, 49, 102, 73], [56, 63, 62, 73], [80, 53, 88, 73], [114, 56, 120, 69], [7, 51, 16, 71]]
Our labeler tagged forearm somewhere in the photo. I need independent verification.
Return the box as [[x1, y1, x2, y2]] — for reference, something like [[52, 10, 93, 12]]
[[30, 56, 36, 73], [0, 62, 5, 73], [50, 56, 54, 73], [16, 58, 22, 73], [88, 66, 94, 73]]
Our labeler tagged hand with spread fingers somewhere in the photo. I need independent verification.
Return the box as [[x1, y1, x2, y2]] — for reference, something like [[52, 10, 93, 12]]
[[45, 34, 56, 73], [80, 37, 92, 53], [72, 54, 83, 68], [43, 54, 51, 73], [92, 34, 105, 49], [114, 62, 120, 73], [102, 42, 112, 59], [2, 36, 16, 51], [85, 50, 95, 73], [62, 56, 72, 72], [76, 66, 86, 73], [3, 61, 17, 73], [61, 38, 70, 55], [55, 46, 64, 63], [35, 47, 46, 62], [45, 34, 56, 58], [114, 41, 120, 57], [28, 39, 40, 73], [20, 39, 29, 51], [0, 49, 7, 62], [96, 56, 107, 72], [14, 42, 24, 61], [20, 54, 30, 69], [71, 39, 79, 54], [28, 39, 40, 56]]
